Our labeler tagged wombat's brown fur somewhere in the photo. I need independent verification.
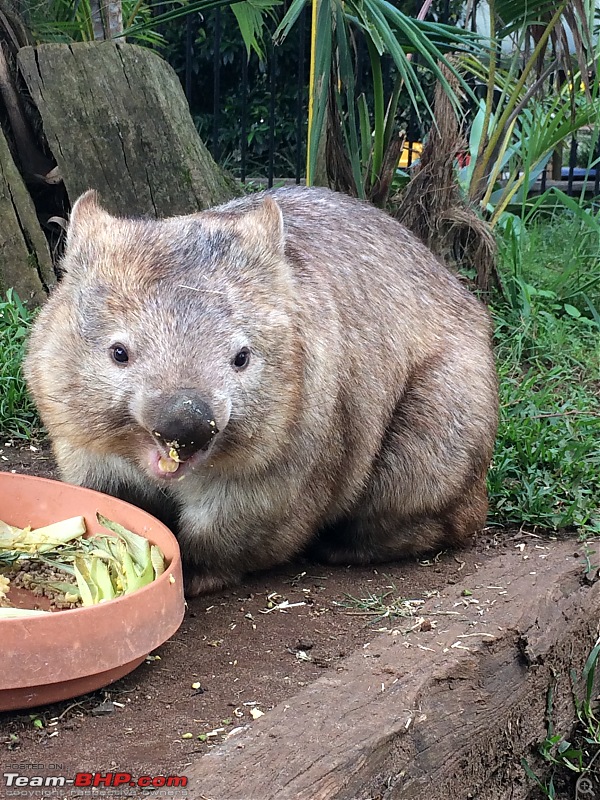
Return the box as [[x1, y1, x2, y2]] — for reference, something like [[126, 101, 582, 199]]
[[25, 186, 498, 595]]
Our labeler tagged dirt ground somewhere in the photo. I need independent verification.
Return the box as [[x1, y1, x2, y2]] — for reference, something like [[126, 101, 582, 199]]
[[0, 438, 520, 787]]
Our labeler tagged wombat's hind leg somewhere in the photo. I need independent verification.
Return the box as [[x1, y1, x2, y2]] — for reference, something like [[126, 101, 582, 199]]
[[312, 516, 444, 565], [315, 346, 495, 566], [313, 475, 488, 565], [183, 570, 238, 597]]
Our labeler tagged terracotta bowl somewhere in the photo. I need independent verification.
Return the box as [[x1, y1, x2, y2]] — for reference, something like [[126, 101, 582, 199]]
[[0, 472, 185, 712]]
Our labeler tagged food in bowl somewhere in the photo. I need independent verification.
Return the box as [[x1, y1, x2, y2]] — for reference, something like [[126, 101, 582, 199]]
[[0, 512, 166, 615]]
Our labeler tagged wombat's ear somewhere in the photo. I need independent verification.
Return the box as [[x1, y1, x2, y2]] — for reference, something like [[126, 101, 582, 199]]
[[235, 196, 285, 256], [67, 190, 109, 244]]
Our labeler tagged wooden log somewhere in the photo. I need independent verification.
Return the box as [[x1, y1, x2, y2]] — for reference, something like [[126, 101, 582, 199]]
[[0, 126, 54, 304], [17, 42, 238, 219], [188, 539, 600, 799]]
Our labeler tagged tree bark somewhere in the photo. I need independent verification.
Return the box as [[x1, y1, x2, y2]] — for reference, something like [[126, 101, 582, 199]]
[[0, 125, 54, 304], [90, 0, 106, 41], [0, 43, 55, 181], [187, 539, 600, 800], [17, 42, 239, 219], [101, 0, 124, 40]]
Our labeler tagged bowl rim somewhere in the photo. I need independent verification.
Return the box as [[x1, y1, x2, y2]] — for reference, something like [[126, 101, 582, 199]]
[[0, 472, 182, 619], [0, 471, 186, 693]]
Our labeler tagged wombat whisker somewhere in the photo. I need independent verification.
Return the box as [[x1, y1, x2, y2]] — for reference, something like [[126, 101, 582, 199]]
[[233, 382, 340, 421], [176, 284, 226, 296]]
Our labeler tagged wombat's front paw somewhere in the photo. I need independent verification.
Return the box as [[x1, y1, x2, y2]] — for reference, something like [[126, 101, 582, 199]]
[[184, 572, 239, 597]]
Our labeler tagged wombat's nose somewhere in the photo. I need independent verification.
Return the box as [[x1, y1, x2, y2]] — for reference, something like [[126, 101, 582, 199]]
[[151, 393, 219, 458]]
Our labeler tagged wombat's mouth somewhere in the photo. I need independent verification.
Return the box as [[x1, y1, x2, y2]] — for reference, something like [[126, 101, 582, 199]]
[[147, 440, 214, 481]]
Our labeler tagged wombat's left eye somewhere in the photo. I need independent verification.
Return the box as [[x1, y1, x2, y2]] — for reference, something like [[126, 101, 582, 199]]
[[232, 348, 251, 370], [110, 344, 129, 365]]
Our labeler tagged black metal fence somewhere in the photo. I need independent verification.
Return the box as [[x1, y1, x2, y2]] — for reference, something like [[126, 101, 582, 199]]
[[174, 5, 310, 186], [171, 7, 599, 198]]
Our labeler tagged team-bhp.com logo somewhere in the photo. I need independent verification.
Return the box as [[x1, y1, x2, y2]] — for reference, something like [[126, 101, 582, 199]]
[[4, 772, 188, 789]]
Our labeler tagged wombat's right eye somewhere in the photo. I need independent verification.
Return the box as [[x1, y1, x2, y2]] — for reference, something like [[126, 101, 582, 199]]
[[233, 348, 251, 370], [110, 344, 129, 365]]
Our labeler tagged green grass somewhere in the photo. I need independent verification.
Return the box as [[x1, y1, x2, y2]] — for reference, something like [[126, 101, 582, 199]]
[[488, 213, 600, 536], [499, 204, 600, 317], [489, 305, 599, 534], [0, 289, 38, 438]]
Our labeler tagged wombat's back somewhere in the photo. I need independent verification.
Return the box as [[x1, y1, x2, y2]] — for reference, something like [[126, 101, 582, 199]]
[[214, 187, 494, 431], [210, 188, 497, 533], [217, 186, 490, 354]]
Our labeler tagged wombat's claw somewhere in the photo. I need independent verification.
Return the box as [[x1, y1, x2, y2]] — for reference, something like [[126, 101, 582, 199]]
[[184, 573, 236, 597]]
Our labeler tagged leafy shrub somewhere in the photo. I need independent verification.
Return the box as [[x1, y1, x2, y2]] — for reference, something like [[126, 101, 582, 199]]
[[161, 8, 309, 178]]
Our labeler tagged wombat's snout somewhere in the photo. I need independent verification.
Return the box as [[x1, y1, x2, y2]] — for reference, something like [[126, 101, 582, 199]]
[[150, 392, 219, 459]]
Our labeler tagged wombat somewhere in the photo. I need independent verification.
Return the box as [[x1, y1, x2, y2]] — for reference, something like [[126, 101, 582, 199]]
[[25, 186, 498, 595]]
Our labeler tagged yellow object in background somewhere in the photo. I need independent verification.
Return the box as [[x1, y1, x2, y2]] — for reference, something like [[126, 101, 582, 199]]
[[306, 0, 319, 184], [399, 141, 423, 168]]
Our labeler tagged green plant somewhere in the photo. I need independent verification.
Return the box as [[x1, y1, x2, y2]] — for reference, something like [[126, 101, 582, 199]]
[[522, 638, 600, 797], [176, 8, 306, 176], [0, 290, 38, 438], [25, 0, 280, 55], [498, 194, 600, 313], [459, 0, 600, 223], [488, 216, 600, 535], [195, 87, 303, 176], [275, 0, 482, 200], [461, 84, 600, 227], [26, 0, 174, 45]]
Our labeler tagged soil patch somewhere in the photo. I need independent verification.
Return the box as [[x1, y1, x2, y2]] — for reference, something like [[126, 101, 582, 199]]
[[0, 439, 526, 782]]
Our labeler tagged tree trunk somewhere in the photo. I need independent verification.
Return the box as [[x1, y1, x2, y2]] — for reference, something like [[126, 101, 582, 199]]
[[0, 125, 54, 304], [89, 0, 124, 41], [17, 42, 239, 220], [0, 43, 55, 181]]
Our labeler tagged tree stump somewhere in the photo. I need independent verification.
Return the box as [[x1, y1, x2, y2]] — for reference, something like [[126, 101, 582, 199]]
[[17, 42, 238, 219], [0, 126, 54, 304]]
